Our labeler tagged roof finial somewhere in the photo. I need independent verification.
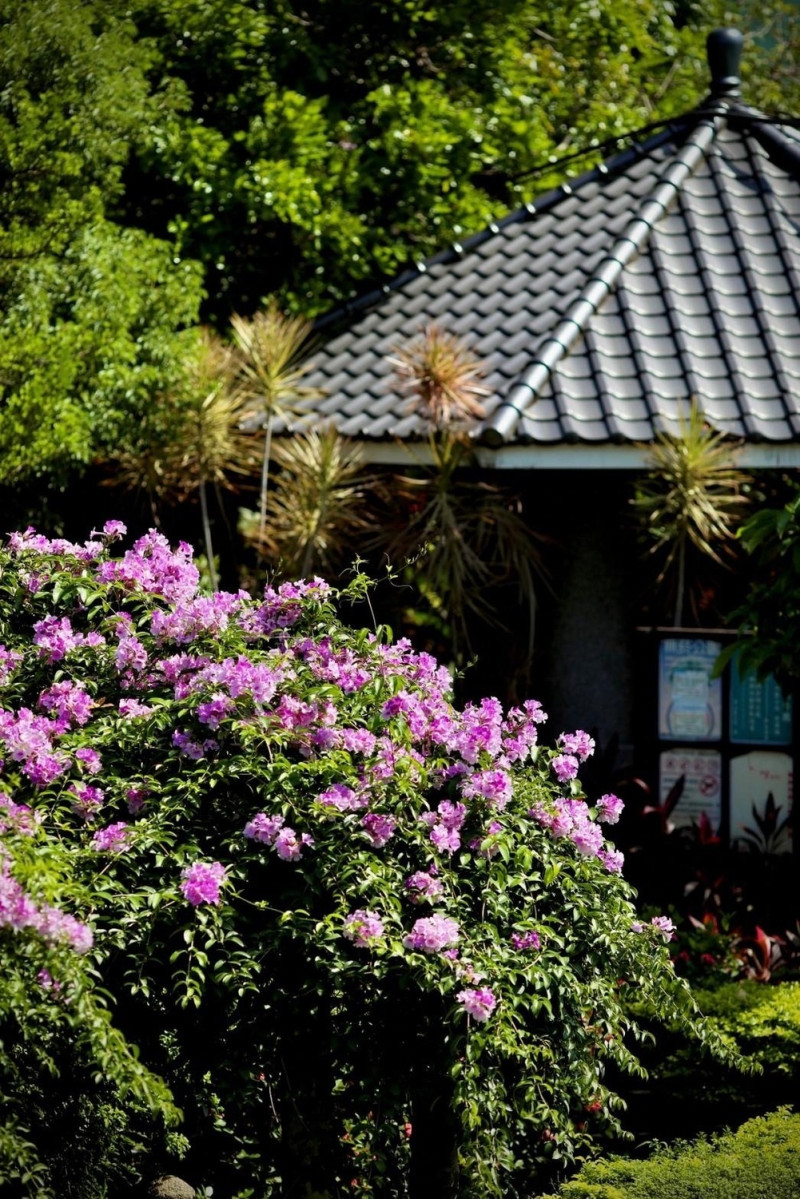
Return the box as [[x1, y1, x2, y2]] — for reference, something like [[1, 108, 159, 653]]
[[706, 28, 743, 98]]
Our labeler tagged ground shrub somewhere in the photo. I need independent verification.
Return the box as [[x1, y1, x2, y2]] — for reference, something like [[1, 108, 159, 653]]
[[540, 1107, 800, 1198]]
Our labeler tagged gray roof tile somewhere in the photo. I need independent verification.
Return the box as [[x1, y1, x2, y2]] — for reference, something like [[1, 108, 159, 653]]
[[301, 101, 800, 449]]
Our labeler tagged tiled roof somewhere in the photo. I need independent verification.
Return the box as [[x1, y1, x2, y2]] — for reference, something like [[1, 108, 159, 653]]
[[294, 96, 800, 449]]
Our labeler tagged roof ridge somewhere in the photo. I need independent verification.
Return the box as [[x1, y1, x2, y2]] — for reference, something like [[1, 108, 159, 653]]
[[482, 105, 729, 447], [313, 119, 690, 335], [730, 102, 800, 179]]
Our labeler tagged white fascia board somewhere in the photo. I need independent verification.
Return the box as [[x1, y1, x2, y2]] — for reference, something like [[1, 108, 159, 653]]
[[358, 441, 800, 471]]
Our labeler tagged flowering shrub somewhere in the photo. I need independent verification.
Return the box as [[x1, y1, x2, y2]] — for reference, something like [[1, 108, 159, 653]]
[[0, 525, 731, 1197]]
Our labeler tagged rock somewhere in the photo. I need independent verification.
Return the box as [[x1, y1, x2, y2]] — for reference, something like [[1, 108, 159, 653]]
[[147, 1176, 196, 1199]]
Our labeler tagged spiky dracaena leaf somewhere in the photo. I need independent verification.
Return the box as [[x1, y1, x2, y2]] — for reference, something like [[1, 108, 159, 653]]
[[388, 324, 489, 431], [632, 401, 750, 627], [240, 425, 379, 577], [387, 433, 547, 662], [230, 301, 325, 539]]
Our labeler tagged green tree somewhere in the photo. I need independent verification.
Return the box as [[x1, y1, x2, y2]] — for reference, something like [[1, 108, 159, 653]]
[[123, 0, 800, 317], [718, 481, 800, 689], [0, 0, 203, 490]]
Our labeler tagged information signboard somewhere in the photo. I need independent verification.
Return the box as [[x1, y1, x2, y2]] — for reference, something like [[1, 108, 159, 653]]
[[729, 751, 793, 853], [659, 747, 722, 831], [730, 666, 793, 746], [658, 639, 722, 742]]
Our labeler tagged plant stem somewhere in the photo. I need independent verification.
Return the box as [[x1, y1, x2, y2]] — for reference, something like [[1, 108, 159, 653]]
[[199, 477, 218, 591], [674, 536, 685, 628], [259, 408, 274, 541]]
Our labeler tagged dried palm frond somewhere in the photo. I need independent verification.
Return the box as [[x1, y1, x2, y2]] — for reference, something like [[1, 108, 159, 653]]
[[230, 301, 325, 538], [388, 324, 489, 431], [241, 425, 378, 578], [632, 401, 750, 626]]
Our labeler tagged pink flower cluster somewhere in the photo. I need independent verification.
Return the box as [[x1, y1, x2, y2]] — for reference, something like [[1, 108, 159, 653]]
[[258, 578, 332, 635], [343, 909, 385, 948], [0, 645, 22, 686], [243, 812, 314, 861], [0, 707, 69, 787], [33, 616, 104, 663], [0, 856, 93, 952], [530, 797, 624, 873], [421, 801, 466, 854], [91, 822, 132, 853], [403, 914, 460, 953], [405, 869, 444, 903], [317, 783, 366, 812], [632, 916, 676, 940], [361, 812, 396, 847], [38, 680, 94, 728], [180, 861, 227, 907], [511, 930, 540, 951], [457, 987, 497, 1022], [97, 530, 200, 605], [0, 794, 38, 836]]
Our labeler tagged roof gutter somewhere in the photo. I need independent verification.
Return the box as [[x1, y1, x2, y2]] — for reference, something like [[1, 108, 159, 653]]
[[354, 440, 800, 471]]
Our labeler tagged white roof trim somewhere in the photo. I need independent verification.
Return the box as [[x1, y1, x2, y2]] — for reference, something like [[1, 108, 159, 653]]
[[357, 441, 800, 470]]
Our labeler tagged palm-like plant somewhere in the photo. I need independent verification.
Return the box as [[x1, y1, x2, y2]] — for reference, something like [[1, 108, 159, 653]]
[[113, 328, 259, 588], [388, 433, 545, 659], [386, 326, 545, 663], [230, 301, 324, 540], [388, 324, 489, 430], [632, 402, 750, 627], [240, 425, 377, 577]]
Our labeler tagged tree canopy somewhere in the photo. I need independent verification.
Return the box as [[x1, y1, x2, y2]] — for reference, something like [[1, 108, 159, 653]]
[[0, 0, 797, 489]]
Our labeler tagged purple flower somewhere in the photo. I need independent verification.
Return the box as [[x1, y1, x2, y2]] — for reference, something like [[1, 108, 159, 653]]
[[596, 793, 624, 824], [91, 822, 132, 853], [74, 746, 102, 774], [115, 635, 148, 674], [172, 731, 207, 759], [197, 692, 234, 729], [317, 783, 366, 812], [404, 914, 460, 953], [244, 812, 285, 844], [558, 730, 596, 761], [457, 987, 497, 1022], [343, 909, 385, 949], [126, 786, 149, 814], [33, 616, 81, 662], [69, 782, 105, 820], [551, 753, 579, 782], [341, 728, 377, 755], [650, 916, 676, 940], [274, 827, 314, 861], [37, 968, 62, 992], [362, 812, 396, 847], [0, 646, 23, 686], [598, 847, 624, 873], [405, 870, 444, 903], [119, 698, 154, 718], [511, 930, 541, 951], [102, 520, 127, 539], [180, 861, 227, 907], [97, 530, 199, 604], [461, 768, 512, 809]]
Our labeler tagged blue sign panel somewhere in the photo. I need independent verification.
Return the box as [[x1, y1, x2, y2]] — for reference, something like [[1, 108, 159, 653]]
[[730, 664, 793, 746], [658, 638, 723, 742]]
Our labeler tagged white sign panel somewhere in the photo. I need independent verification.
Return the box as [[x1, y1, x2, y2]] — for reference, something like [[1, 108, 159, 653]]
[[730, 751, 793, 853], [659, 747, 722, 831]]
